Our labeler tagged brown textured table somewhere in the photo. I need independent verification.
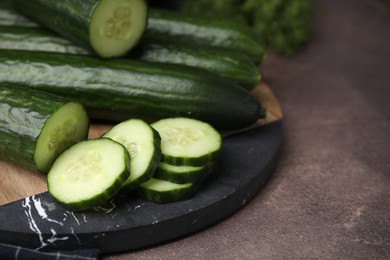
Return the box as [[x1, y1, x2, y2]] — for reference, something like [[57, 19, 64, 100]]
[[105, 0, 390, 259]]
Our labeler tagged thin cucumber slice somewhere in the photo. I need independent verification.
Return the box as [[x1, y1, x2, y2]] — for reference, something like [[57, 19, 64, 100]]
[[47, 138, 130, 211], [151, 117, 222, 166], [137, 178, 198, 204], [154, 162, 216, 184], [103, 119, 161, 192], [90, 0, 148, 58], [35, 102, 89, 173]]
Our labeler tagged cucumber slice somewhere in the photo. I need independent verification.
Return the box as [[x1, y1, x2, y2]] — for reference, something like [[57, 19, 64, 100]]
[[151, 118, 222, 166], [154, 162, 215, 184], [47, 138, 130, 211], [103, 119, 161, 192], [90, 0, 148, 58], [137, 178, 198, 204], [35, 102, 90, 173]]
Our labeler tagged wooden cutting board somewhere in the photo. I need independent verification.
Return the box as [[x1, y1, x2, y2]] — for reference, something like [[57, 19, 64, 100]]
[[0, 82, 282, 206]]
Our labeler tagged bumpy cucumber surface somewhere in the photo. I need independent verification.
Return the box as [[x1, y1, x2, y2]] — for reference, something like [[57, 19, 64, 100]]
[[0, 1, 37, 27], [0, 25, 260, 89], [0, 49, 264, 130], [0, 84, 89, 173], [146, 8, 266, 63], [133, 40, 261, 89], [137, 178, 198, 204], [151, 117, 222, 166], [103, 119, 161, 192], [0, 25, 89, 54], [48, 138, 130, 211], [11, 0, 148, 58]]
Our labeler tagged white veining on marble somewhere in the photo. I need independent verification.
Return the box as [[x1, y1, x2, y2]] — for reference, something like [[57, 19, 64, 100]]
[[47, 228, 69, 243], [22, 196, 47, 250], [94, 198, 117, 213], [71, 227, 81, 245], [32, 196, 63, 226]]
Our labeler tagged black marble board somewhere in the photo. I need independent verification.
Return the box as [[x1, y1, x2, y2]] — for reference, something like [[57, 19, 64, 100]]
[[0, 120, 282, 254]]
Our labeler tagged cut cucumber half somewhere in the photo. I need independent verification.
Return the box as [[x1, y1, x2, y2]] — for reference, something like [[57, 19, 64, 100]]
[[35, 102, 89, 173], [137, 178, 198, 204], [90, 0, 148, 58], [154, 162, 215, 184], [151, 117, 222, 166], [103, 119, 161, 192], [0, 85, 89, 173], [47, 138, 130, 211], [11, 0, 148, 58]]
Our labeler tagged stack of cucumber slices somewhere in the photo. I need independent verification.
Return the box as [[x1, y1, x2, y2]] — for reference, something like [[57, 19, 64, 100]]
[[47, 117, 222, 211]]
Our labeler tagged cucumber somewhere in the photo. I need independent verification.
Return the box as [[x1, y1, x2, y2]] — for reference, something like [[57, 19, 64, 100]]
[[151, 118, 222, 166], [48, 138, 130, 211], [146, 8, 266, 63], [0, 49, 264, 130], [102, 119, 161, 192], [0, 85, 89, 173], [0, 1, 37, 27], [132, 40, 261, 89], [154, 162, 215, 184], [11, 0, 148, 58], [136, 178, 198, 204], [0, 3, 265, 62], [0, 25, 260, 89], [0, 25, 89, 54]]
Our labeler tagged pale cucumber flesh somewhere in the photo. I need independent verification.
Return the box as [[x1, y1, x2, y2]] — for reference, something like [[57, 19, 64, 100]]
[[103, 119, 161, 192], [90, 0, 147, 58], [47, 138, 130, 211], [34, 102, 89, 173], [151, 117, 222, 166]]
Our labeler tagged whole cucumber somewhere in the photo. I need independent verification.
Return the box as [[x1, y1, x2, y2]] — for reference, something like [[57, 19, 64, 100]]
[[0, 49, 264, 130]]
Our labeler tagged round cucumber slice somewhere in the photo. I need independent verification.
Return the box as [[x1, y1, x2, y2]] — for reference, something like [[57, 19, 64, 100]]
[[103, 119, 161, 192], [47, 138, 130, 211], [154, 162, 215, 184], [34, 102, 89, 173], [151, 117, 222, 166], [90, 0, 148, 58], [137, 178, 198, 204]]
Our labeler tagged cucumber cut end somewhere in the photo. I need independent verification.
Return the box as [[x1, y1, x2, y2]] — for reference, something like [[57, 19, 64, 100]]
[[152, 118, 222, 165], [89, 0, 148, 58], [34, 102, 89, 174], [103, 119, 161, 192], [47, 138, 130, 211]]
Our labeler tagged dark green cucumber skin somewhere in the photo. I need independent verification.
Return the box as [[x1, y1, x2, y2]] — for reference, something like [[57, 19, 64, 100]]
[[154, 162, 216, 184], [0, 85, 73, 171], [0, 49, 262, 130], [133, 40, 260, 89], [0, 4, 265, 63], [136, 180, 198, 204], [48, 138, 131, 211], [146, 8, 266, 63], [160, 150, 220, 167], [0, 25, 89, 54], [11, 0, 100, 53], [0, 25, 260, 89], [0, 0, 37, 27]]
